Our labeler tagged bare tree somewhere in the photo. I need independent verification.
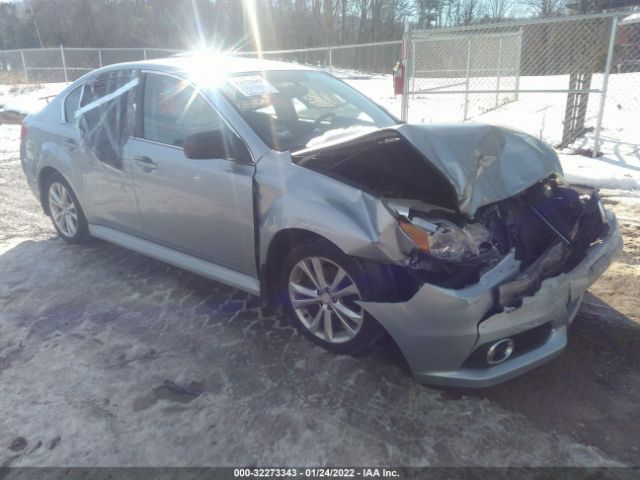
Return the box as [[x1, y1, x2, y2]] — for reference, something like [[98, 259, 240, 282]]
[[0, 0, 425, 50], [519, 0, 566, 18], [341, 0, 348, 43], [460, 0, 479, 25], [486, 0, 509, 21]]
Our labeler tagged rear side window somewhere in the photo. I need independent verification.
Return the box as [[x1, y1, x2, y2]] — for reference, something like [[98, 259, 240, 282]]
[[142, 73, 225, 148], [77, 69, 138, 169], [64, 86, 82, 123]]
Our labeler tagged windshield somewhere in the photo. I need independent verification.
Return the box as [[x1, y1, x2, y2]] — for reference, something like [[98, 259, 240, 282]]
[[221, 70, 397, 152]]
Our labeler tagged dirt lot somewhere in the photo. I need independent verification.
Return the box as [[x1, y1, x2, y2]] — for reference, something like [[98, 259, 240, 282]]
[[1, 122, 639, 467]]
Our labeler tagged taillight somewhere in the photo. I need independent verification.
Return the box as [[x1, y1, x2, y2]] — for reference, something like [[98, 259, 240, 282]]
[[20, 122, 28, 140]]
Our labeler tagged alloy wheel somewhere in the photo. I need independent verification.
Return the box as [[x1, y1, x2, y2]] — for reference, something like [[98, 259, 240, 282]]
[[288, 256, 364, 343], [48, 182, 78, 238]]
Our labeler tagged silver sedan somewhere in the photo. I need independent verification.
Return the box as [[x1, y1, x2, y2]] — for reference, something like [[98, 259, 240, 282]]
[[20, 55, 622, 387]]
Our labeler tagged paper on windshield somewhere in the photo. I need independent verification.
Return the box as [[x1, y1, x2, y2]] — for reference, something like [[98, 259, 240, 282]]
[[228, 75, 279, 97]]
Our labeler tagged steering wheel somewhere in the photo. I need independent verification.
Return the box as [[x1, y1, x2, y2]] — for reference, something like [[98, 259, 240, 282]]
[[315, 112, 336, 127]]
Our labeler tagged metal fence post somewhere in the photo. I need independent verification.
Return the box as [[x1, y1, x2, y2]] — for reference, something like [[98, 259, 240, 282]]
[[514, 29, 523, 101], [495, 37, 503, 109], [143, 49, 147, 60], [400, 31, 410, 122], [411, 39, 416, 95], [328, 47, 332, 70], [463, 36, 472, 121], [60, 45, 69, 82], [98, 49, 102, 67], [593, 16, 618, 158], [20, 50, 29, 82]]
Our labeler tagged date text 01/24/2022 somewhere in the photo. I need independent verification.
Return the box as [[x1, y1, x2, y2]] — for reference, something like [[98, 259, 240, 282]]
[[233, 468, 400, 478]]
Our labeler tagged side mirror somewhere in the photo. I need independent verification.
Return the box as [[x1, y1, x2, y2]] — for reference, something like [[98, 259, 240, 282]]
[[183, 130, 252, 163]]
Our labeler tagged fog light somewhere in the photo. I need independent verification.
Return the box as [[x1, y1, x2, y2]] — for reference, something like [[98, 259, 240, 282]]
[[486, 338, 515, 365]]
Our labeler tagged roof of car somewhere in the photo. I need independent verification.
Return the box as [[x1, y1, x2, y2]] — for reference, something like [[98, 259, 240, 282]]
[[117, 53, 318, 75], [56, 53, 322, 101]]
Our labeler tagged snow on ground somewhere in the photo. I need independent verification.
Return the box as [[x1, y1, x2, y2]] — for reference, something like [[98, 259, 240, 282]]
[[0, 83, 67, 115], [559, 153, 640, 191], [1, 121, 640, 466], [2, 73, 640, 467], [620, 12, 640, 25], [348, 71, 640, 192], [345, 71, 640, 152], [1, 70, 639, 192]]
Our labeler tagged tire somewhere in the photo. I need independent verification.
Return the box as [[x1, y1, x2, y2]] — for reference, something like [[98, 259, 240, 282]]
[[281, 240, 390, 354], [45, 172, 90, 244]]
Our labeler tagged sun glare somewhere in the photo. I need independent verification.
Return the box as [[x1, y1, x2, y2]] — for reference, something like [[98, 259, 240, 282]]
[[181, 0, 268, 90], [243, 0, 263, 59]]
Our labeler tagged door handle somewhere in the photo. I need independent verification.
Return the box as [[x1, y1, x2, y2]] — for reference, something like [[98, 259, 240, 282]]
[[134, 156, 158, 170]]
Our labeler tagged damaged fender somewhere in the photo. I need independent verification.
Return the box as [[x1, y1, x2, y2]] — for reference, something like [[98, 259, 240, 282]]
[[256, 151, 414, 270]]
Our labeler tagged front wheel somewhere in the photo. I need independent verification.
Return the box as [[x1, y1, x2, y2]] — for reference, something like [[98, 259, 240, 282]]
[[281, 241, 387, 354], [45, 173, 90, 244]]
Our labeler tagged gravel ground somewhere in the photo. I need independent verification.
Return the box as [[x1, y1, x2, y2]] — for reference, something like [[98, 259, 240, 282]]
[[1, 122, 639, 467]]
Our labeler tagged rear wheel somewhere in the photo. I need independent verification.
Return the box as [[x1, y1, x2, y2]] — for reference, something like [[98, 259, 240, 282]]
[[45, 173, 90, 244], [281, 241, 388, 354]]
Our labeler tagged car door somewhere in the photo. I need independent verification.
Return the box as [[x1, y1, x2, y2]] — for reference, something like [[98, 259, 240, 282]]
[[75, 69, 144, 234], [126, 71, 257, 276]]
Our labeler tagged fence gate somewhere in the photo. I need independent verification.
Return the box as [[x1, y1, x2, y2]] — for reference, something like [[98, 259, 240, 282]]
[[402, 14, 623, 157], [407, 28, 522, 121]]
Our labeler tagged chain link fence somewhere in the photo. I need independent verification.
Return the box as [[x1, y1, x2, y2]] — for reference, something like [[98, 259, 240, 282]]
[[405, 13, 639, 158], [604, 14, 640, 158], [0, 47, 182, 83], [0, 41, 400, 84], [409, 30, 522, 120], [1, 16, 638, 158], [236, 41, 402, 75]]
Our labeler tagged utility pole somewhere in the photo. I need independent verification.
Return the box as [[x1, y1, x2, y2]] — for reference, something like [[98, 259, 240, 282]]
[[26, 0, 44, 48], [241, 0, 250, 49]]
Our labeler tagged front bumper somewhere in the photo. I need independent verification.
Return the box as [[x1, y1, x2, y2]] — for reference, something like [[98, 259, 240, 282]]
[[360, 212, 623, 388]]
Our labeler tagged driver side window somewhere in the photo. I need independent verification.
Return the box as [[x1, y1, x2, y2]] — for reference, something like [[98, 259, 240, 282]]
[[142, 73, 226, 148]]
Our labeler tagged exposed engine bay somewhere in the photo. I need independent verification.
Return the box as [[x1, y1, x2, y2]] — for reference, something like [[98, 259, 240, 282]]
[[293, 124, 610, 308], [293, 130, 459, 209], [393, 177, 609, 307]]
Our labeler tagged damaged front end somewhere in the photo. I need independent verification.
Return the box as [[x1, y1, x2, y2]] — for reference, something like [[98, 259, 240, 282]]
[[366, 178, 622, 387], [393, 176, 611, 299], [291, 124, 622, 387]]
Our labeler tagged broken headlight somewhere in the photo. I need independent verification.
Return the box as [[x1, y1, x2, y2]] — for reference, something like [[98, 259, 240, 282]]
[[399, 218, 490, 262]]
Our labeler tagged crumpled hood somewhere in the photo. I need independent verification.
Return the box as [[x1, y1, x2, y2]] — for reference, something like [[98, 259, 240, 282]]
[[392, 123, 563, 216]]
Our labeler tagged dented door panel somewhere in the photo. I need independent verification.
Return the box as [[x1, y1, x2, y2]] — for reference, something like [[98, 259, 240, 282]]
[[256, 151, 415, 270]]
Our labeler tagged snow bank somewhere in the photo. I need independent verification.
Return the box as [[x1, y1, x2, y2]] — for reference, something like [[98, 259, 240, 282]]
[[620, 12, 640, 25], [559, 153, 640, 191], [0, 83, 67, 115]]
